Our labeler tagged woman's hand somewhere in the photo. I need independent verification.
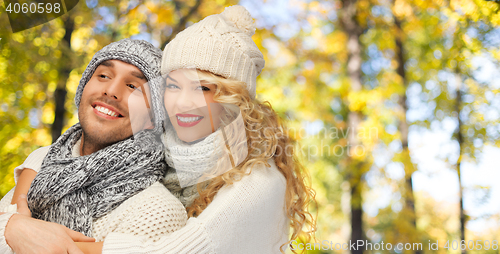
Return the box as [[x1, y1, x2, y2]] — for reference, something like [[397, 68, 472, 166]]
[[3, 194, 95, 254], [75, 242, 104, 254], [15, 194, 31, 217]]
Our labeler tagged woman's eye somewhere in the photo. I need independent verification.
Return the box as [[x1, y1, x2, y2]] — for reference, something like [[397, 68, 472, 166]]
[[197, 86, 210, 91], [98, 74, 109, 79], [166, 84, 179, 90]]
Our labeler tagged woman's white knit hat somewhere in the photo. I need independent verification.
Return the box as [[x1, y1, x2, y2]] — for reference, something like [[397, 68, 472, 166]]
[[161, 5, 265, 98]]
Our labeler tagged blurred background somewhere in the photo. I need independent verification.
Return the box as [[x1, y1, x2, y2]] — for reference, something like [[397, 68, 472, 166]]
[[1, 0, 500, 253]]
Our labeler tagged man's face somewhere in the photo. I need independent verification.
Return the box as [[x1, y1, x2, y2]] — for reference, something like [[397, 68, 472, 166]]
[[78, 59, 153, 148]]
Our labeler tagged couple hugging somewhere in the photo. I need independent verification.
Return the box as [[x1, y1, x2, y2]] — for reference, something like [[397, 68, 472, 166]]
[[0, 5, 315, 254]]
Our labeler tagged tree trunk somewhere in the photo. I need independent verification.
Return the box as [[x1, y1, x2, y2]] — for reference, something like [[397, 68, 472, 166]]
[[160, 0, 203, 49], [340, 0, 364, 253], [454, 71, 466, 254], [394, 15, 421, 254], [51, 15, 75, 143]]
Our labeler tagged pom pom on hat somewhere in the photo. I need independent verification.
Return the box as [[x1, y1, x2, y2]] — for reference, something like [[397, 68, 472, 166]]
[[221, 5, 256, 36]]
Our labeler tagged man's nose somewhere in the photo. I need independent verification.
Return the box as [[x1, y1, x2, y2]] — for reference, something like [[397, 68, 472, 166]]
[[103, 79, 123, 100]]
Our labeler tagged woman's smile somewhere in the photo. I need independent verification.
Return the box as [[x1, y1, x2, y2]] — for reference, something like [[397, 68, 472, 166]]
[[176, 113, 204, 127]]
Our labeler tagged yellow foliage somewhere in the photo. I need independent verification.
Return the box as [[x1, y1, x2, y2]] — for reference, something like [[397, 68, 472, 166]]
[[393, 0, 413, 18], [41, 103, 55, 124], [66, 70, 81, 95], [325, 31, 347, 55], [33, 129, 51, 147], [157, 7, 174, 24], [12, 33, 24, 43], [309, 1, 320, 11], [2, 135, 23, 153]]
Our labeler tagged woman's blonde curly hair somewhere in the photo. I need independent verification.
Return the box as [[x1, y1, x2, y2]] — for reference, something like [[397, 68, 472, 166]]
[[183, 70, 317, 253]]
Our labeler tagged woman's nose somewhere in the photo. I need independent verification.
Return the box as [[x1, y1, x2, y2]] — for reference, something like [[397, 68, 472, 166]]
[[175, 89, 204, 112]]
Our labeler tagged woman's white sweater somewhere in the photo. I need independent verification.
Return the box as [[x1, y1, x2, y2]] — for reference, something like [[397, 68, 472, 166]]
[[0, 146, 290, 253], [101, 159, 290, 254]]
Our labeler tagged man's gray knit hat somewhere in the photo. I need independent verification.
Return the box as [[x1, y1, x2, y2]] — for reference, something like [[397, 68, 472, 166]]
[[74, 38, 165, 133]]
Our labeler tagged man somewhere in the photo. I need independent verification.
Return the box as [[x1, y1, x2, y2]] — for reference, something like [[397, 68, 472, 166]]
[[0, 38, 176, 253]]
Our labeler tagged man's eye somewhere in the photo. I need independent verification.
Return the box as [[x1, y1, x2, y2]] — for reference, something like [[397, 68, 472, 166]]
[[127, 84, 142, 92], [99, 74, 109, 79]]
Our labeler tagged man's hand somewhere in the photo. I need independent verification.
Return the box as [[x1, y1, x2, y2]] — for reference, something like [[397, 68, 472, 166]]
[[4, 194, 95, 254]]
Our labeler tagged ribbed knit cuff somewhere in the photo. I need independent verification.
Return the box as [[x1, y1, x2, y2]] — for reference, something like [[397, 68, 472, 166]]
[[0, 213, 15, 254], [102, 218, 215, 254], [0, 204, 17, 213]]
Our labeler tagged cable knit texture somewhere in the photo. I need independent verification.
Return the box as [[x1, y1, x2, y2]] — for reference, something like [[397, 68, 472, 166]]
[[0, 145, 188, 244], [161, 128, 225, 207], [0, 212, 14, 254], [161, 5, 265, 98], [163, 128, 224, 182]]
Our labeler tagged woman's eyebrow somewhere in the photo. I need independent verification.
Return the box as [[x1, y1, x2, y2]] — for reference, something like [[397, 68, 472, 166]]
[[166, 75, 177, 83]]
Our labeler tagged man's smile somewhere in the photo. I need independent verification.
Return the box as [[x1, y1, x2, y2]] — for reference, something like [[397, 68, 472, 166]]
[[92, 102, 123, 119]]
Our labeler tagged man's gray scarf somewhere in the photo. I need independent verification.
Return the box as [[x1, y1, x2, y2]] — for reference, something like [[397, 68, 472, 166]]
[[27, 123, 166, 236]]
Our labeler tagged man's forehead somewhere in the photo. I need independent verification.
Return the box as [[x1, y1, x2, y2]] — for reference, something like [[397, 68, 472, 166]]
[[99, 60, 146, 80]]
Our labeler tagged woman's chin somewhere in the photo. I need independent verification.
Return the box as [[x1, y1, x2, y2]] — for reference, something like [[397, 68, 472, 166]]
[[176, 132, 206, 143], [173, 123, 217, 143]]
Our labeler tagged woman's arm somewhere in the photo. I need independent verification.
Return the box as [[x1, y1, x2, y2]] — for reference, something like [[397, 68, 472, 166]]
[[10, 168, 37, 205], [101, 160, 288, 254], [76, 242, 104, 254], [0, 146, 54, 253]]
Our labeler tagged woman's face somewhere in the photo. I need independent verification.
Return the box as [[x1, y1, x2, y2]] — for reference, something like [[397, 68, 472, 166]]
[[164, 69, 223, 142]]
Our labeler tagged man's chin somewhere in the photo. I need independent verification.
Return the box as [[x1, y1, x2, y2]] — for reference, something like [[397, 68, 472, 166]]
[[82, 127, 133, 145]]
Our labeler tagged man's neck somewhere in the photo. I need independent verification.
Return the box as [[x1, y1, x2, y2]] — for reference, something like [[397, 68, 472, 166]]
[[80, 133, 107, 156]]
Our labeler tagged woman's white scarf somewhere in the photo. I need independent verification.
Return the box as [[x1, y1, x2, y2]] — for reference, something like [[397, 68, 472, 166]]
[[161, 128, 225, 207]]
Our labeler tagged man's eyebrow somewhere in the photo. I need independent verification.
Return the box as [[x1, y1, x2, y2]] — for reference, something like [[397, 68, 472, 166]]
[[131, 71, 146, 80], [166, 75, 177, 83], [100, 60, 114, 67]]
